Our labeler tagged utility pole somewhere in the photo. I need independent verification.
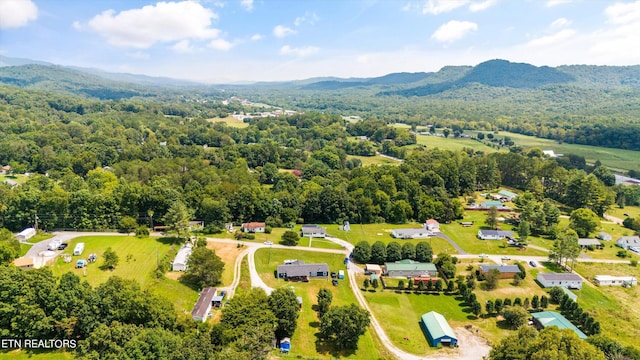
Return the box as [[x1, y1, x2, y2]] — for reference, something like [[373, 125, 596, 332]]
[[34, 213, 39, 231]]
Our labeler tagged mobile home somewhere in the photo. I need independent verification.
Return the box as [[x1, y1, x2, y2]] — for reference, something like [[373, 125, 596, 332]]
[[74, 242, 85, 256]]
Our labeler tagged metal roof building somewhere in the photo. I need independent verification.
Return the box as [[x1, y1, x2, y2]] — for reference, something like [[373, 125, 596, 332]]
[[191, 287, 217, 322], [531, 311, 587, 339], [420, 311, 458, 347], [385, 260, 437, 277]]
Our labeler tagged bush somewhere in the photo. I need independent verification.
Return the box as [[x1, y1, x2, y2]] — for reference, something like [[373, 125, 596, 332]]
[[281, 230, 299, 246], [135, 226, 150, 237], [265, 225, 272, 234], [631, 259, 638, 267], [243, 233, 255, 240], [617, 250, 628, 258]]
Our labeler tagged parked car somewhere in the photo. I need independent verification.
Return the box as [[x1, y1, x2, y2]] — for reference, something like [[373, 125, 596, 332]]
[[332, 279, 338, 286], [331, 272, 337, 279], [479, 253, 488, 258], [529, 260, 538, 267], [501, 255, 511, 261], [263, 241, 273, 245], [57, 243, 68, 250]]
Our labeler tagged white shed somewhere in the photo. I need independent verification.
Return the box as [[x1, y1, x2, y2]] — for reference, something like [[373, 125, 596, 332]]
[[16, 228, 36, 242], [73, 242, 85, 256], [172, 244, 193, 271]]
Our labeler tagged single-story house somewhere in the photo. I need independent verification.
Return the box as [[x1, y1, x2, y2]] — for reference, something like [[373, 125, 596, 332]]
[[242, 222, 266, 233], [420, 311, 458, 347], [537, 273, 583, 289], [172, 244, 193, 271], [391, 228, 431, 239], [301, 224, 327, 238], [191, 287, 217, 322], [578, 238, 603, 249], [365, 264, 383, 275], [480, 201, 511, 210], [385, 260, 437, 278], [1, 165, 11, 174], [616, 236, 640, 250], [478, 265, 521, 279], [16, 227, 36, 242], [277, 260, 329, 281], [425, 219, 440, 231], [498, 190, 518, 202], [594, 275, 638, 287], [13, 257, 34, 269], [531, 311, 587, 339], [596, 232, 612, 241], [477, 229, 513, 240]]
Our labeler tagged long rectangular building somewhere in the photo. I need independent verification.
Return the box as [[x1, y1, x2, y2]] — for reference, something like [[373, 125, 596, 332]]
[[277, 261, 329, 281], [191, 287, 217, 322]]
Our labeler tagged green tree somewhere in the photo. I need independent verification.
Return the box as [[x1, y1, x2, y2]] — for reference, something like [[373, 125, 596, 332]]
[[102, 247, 119, 270], [320, 304, 371, 350], [317, 288, 333, 317], [268, 288, 299, 340], [531, 295, 539, 309], [471, 301, 482, 318], [484, 268, 501, 290], [363, 278, 370, 291], [502, 305, 530, 329], [118, 216, 138, 235], [569, 208, 600, 238], [352, 241, 371, 263], [280, 230, 299, 246], [371, 278, 379, 291], [180, 246, 225, 289], [415, 242, 433, 262], [518, 220, 530, 243], [486, 300, 495, 315], [401, 242, 416, 260], [485, 206, 499, 228], [162, 201, 193, 241], [370, 241, 387, 265], [386, 241, 402, 262]]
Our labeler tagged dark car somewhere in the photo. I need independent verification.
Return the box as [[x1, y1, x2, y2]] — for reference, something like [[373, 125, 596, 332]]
[[57, 243, 68, 250], [529, 260, 537, 267], [331, 272, 337, 279], [332, 279, 339, 286]]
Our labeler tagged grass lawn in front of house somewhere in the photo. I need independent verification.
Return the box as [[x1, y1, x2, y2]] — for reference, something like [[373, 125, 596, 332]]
[[254, 248, 388, 360]]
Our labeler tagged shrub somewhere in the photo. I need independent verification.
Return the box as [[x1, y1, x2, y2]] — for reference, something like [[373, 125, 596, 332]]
[[243, 233, 255, 240], [631, 259, 638, 267], [135, 226, 150, 237]]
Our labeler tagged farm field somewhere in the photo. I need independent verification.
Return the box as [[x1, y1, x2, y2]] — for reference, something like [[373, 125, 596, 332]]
[[415, 134, 499, 154], [205, 241, 244, 286], [205, 116, 249, 128], [347, 154, 401, 166], [254, 248, 388, 359]]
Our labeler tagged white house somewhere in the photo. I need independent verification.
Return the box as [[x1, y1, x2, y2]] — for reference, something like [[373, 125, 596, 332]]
[[301, 225, 327, 238], [616, 236, 640, 251], [477, 229, 513, 240], [16, 228, 36, 242], [73, 243, 85, 256], [242, 222, 266, 233], [594, 275, 638, 287], [425, 219, 440, 231], [391, 228, 431, 239], [537, 273, 583, 289], [172, 244, 193, 271]]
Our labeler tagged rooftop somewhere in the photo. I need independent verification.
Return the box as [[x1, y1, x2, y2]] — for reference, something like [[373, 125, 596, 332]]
[[421, 311, 457, 340], [531, 311, 587, 339], [385, 260, 436, 272], [277, 262, 329, 277], [578, 238, 602, 246], [479, 265, 520, 273], [538, 273, 582, 281], [191, 287, 217, 319]]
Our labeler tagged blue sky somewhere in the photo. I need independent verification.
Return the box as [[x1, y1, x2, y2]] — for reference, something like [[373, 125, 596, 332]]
[[1, 0, 639, 83]]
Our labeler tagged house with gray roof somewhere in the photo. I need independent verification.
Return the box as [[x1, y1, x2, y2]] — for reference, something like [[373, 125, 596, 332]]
[[477, 229, 513, 240], [498, 190, 518, 201], [391, 228, 431, 239], [578, 238, 603, 249], [301, 224, 327, 238], [478, 264, 521, 279], [596, 232, 612, 241], [537, 273, 583, 289], [191, 287, 217, 322], [616, 236, 640, 251], [277, 261, 329, 281]]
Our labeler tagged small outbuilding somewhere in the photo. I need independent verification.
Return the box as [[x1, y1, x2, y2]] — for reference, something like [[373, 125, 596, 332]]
[[420, 311, 458, 347], [365, 264, 382, 275], [280, 337, 291, 353], [13, 257, 34, 269], [425, 219, 440, 231], [597, 232, 612, 241], [16, 228, 36, 242]]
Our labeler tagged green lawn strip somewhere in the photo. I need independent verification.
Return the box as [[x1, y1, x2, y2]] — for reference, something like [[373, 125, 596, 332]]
[[207, 227, 344, 250], [235, 256, 251, 296], [0, 349, 74, 360], [18, 243, 31, 256], [151, 276, 200, 314], [205, 116, 249, 128], [347, 154, 401, 166], [254, 248, 381, 359], [26, 232, 54, 244], [0, 174, 29, 185], [414, 134, 499, 154]]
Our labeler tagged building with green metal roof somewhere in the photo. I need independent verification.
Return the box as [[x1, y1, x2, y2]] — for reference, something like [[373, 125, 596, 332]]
[[384, 260, 437, 278], [420, 311, 458, 347], [531, 311, 587, 339]]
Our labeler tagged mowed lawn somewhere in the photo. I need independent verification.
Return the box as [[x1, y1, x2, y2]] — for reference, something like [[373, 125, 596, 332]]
[[254, 248, 389, 360], [415, 134, 499, 154], [50, 235, 200, 313], [570, 262, 640, 348], [205, 241, 244, 286], [347, 154, 401, 166], [205, 227, 344, 250], [205, 116, 249, 128]]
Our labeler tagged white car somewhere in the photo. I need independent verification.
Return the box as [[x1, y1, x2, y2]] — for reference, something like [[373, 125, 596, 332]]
[[501, 255, 511, 260], [479, 253, 488, 258], [264, 241, 273, 245]]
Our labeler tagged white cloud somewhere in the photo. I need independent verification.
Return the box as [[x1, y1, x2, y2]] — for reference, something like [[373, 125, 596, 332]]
[[81, 1, 220, 48], [469, 0, 497, 12], [172, 39, 194, 53], [273, 25, 296, 38], [280, 45, 319, 57], [422, 0, 468, 15], [208, 38, 233, 51], [251, 33, 263, 41], [546, 0, 572, 7], [294, 11, 319, 26], [525, 29, 576, 47], [550, 17, 571, 29], [431, 20, 478, 43], [240, 0, 254, 11], [605, 1, 640, 25], [126, 51, 151, 59], [0, 0, 38, 29]]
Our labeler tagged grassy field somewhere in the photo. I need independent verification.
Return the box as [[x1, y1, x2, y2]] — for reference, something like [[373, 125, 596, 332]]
[[0, 174, 29, 185], [607, 205, 640, 221], [254, 248, 389, 359], [49, 235, 201, 314], [205, 241, 244, 286], [347, 154, 401, 166], [205, 116, 249, 128], [415, 134, 499, 154], [206, 227, 344, 250], [0, 350, 73, 360]]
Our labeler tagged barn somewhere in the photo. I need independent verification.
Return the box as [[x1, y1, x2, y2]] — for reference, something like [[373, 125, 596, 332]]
[[420, 311, 458, 347]]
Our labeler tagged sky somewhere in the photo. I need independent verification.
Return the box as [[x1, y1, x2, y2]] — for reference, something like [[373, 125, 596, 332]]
[[1, 0, 640, 83]]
